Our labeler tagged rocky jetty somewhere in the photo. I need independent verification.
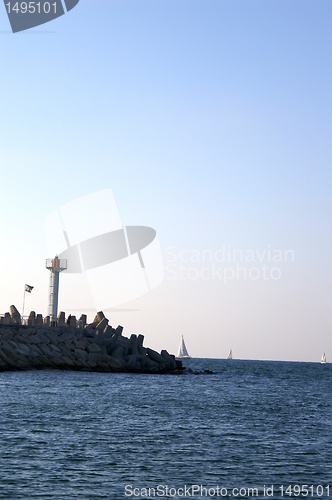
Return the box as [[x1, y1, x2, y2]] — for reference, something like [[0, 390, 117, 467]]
[[0, 307, 183, 374]]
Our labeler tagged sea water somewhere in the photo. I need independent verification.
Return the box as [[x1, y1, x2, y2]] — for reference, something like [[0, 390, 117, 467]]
[[0, 359, 331, 499]]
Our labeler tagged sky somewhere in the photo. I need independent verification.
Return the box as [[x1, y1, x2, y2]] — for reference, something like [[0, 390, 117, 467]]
[[1, 0, 332, 362]]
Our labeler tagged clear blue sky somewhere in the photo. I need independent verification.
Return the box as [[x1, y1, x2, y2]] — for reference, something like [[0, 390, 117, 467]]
[[1, 0, 331, 361]]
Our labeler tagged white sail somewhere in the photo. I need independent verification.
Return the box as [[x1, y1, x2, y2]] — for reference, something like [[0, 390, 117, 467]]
[[320, 353, 327, 364], [177, 335, 191, 359], [227, 349, 233, 360]]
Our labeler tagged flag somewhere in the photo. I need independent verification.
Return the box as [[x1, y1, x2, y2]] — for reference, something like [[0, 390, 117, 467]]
[[25, 284, 34, 293]]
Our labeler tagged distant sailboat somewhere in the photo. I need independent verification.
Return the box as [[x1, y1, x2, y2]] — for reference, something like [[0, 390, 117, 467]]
[[320, 353, 327, 364], [177, 335, 191, 359], [227, 349, 233, 360]]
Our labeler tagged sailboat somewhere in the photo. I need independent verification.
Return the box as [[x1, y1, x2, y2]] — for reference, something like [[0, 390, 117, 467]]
[[177, 335, 191, 359], [320, 353, 327, 364], [227, 349, 233, 360]]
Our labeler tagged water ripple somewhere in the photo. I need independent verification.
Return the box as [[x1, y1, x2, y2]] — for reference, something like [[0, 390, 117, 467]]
[[0, 362, 331, 499]]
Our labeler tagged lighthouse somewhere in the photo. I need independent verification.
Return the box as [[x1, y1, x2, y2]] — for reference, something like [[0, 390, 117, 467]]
[[46, 256, 67, 325]]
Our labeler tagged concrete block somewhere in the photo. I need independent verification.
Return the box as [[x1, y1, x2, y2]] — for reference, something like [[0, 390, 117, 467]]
[[95, 317, 108, 332], [147, 347, 166, 364], [110, 345, 125, 358], [76, 338, 89, 350], [78, 314, 87, 328], [16, 343, 31, 356], [125, 355, 143, 371], [36, 314, 43, 325], [160, 350, 176, 367], [86, 343, 102, 354], [4, 313, 11, 325], [10, 305, 21, 325], [115, 325, 123, 335], [28, 311, 36, 326], [57, 312, 66, 326], [129, 334, 139, 356], [107, 356, 126, 370], [69, 316, 77, 328], [74, 348, 88, 360], [96, 311, 105, 322], [137, 334, 144, 349]]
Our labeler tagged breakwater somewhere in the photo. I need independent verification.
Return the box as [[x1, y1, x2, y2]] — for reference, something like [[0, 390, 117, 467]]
[[0, 306, 183, 374]]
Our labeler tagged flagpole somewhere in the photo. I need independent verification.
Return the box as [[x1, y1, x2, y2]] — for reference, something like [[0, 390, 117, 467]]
[[22, 287, 26, 324], [22, 285, 34, 324]]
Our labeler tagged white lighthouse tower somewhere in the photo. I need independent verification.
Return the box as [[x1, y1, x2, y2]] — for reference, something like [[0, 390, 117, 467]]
[[46, 255, 67, 325]]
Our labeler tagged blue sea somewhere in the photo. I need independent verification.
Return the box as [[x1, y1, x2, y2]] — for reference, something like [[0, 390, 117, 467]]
[[0, 359, 331, 499]]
